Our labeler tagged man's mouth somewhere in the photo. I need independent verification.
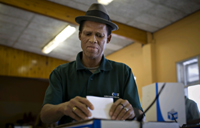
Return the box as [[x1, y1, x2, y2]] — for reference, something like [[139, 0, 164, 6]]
[[87, 46, 97, 49]]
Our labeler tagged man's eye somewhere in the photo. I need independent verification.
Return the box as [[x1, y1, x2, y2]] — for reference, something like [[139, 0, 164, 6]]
[[85, 33, 91, 36], [96, 34, 103, 38]]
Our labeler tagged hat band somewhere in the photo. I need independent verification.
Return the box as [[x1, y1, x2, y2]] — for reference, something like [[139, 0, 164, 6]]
[[85, 10, 111, 21]]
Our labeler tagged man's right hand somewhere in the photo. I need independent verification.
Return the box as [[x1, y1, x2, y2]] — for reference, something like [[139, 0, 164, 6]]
[[62, 96, 94, 121], [40, 96, 94, 124]]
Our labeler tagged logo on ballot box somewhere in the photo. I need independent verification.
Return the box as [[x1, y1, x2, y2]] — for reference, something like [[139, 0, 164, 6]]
[[168, 109, 178, 120]]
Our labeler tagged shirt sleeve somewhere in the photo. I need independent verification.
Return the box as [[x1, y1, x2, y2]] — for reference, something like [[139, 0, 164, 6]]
[[43, 69, 63, 106], [123, 65, 143, 112]]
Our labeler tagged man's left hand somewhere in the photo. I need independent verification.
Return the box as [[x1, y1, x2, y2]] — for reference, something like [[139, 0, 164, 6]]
[[109, 98, 135, 120]]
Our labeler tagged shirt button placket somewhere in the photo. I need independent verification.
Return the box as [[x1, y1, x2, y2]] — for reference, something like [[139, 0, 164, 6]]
[[87, 75, 94, 95]]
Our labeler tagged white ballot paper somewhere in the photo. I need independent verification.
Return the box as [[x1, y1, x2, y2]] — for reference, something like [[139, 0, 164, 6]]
[[86, 96, 113, 119]]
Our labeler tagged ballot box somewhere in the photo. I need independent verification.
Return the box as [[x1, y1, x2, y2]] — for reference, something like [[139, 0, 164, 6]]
[[56, 119, 179, 128], [142, 82, 186, 126]]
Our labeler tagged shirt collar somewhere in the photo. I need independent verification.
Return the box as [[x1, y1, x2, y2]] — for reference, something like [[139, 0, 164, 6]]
[[76, 52, 112, 71]]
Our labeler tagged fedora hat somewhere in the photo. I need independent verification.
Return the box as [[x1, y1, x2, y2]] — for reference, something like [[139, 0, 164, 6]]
[[75, 3, 118, 31]]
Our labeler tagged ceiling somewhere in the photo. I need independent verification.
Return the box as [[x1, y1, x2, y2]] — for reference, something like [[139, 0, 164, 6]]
[[0, 0, 200, 62]]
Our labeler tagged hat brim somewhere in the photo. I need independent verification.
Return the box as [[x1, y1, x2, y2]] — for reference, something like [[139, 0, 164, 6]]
[[75, 16, 118, 31]]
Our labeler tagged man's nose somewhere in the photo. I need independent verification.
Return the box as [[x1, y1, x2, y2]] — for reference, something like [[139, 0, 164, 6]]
[[89, 35, 97, 43]]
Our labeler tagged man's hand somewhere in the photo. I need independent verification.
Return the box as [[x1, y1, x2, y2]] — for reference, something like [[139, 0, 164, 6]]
[[62, 96, 94, 121], [109, 98, 135, 120], [40, 96, 94, 124]]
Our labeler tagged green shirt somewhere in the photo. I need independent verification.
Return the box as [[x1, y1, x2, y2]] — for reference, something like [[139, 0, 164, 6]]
[[43, 52, 143, 125]]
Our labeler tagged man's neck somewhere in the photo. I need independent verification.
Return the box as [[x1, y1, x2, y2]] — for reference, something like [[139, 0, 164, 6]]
[[82, 55, 102, 68]]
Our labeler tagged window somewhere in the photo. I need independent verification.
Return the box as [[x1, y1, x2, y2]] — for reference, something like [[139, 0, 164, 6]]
[[177, 57, 200, 86], [177, 55, 200, 111]]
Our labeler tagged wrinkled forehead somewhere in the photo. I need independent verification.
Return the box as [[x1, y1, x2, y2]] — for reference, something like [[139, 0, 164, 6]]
[[82, 21, 108, 33]]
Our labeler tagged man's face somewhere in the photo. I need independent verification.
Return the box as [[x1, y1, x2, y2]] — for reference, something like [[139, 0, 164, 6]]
[[79, 21, 111, 60]]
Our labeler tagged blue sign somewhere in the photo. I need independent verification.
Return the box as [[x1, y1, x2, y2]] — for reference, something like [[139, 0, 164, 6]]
[[168, 109, 178, 120]]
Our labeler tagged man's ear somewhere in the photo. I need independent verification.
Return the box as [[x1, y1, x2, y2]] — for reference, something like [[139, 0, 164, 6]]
[[107, 34, 112, 44], [78, 31, 81, 40]]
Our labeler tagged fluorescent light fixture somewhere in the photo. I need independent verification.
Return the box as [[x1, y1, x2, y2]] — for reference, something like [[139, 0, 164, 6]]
[[42, 25, 76, 54], [98, 0, 113, 5]]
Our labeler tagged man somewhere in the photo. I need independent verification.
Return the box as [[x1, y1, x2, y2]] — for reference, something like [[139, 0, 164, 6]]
[[40, 3, 143, 125], [185, 96, 200, 122]]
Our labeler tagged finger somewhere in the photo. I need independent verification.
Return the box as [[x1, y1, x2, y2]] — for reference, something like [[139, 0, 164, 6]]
[[127, 107, 143, 120], [123, 105, 135, 120], [77, 102, 92, 117], [110, 99, 130, 119], [111, 104, 123, 120], [70, 97, 93, 117], [68, 108, 81, 121], [72, 107, 89, 120], [116, 107, 127, 120], [76, 96, 94, 116], [122, 109, 133, 120], [109, 98, 123, 116], [78, 97, 94, 110], [116, 103, 131, 120], [69, 111, 82, 121], [121, 100, 129, 107], [111, 99, 129, 120], [127, 111, 135, 120]]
